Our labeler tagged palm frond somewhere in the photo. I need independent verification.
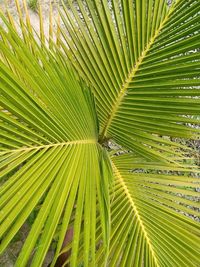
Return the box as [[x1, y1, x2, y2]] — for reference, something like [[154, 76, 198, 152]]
[[0, 1, 200, 266], [0, 10, 112, 266], [100, 153, 200, 267], [60, 0, 200, 161]]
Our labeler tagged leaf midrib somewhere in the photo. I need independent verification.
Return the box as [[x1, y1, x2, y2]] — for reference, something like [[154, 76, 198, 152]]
[[100, 4, 177, 140], [111, 160, 160, 267], [0, 139, 97, 155]]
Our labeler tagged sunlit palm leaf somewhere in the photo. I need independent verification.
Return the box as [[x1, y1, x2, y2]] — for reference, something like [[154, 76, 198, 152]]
[[0, 0, 200, 266], [102, 154, 200, 267], [57, 153, 200, 267], [60, 0, 200, 161], [0, 10, 112, 266]]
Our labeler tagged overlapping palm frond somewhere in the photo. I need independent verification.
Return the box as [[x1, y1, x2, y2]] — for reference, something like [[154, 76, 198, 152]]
[[0, 6, 112, 266], [0, 0, 200, 266], [55, 153, 200, 267], [60, 0, 200, 161]]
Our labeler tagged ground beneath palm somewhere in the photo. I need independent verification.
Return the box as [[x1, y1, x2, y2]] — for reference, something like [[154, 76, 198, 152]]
[[0, 0, 60, 37]]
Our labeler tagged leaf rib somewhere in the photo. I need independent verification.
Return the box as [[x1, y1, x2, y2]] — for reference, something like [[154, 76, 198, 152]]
[[100, 3, 178, 140], [111, 160, 160, 267], [0, 139, 97, 155]]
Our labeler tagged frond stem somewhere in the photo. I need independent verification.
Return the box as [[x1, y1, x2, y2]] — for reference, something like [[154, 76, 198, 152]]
[[100, 4, 177, 141], [0, 139, 97, 155], [111, 161, 160, 267]]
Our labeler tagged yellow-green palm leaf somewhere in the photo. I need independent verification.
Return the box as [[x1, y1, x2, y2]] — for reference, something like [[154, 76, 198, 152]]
[[60, 0, 200, 161], [0, 0, 200, 266], [106, 154, 200, 267], [0, 10, 112, 266]]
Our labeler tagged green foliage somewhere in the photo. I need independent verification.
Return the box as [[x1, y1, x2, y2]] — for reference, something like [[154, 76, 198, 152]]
[[0, 0, 200, 266], [27, 0, 38, 12]]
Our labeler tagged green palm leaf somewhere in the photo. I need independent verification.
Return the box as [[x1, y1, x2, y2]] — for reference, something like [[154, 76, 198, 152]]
[[83, 152, 200, 267], [106, 153, 200, 267], [60, 0, 200, 161], [0, 9, 113, 266], [0, 0, 200, 266]]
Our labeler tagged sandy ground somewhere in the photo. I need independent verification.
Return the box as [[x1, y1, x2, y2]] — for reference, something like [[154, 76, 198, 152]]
[[0, 0, 60, 37]]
